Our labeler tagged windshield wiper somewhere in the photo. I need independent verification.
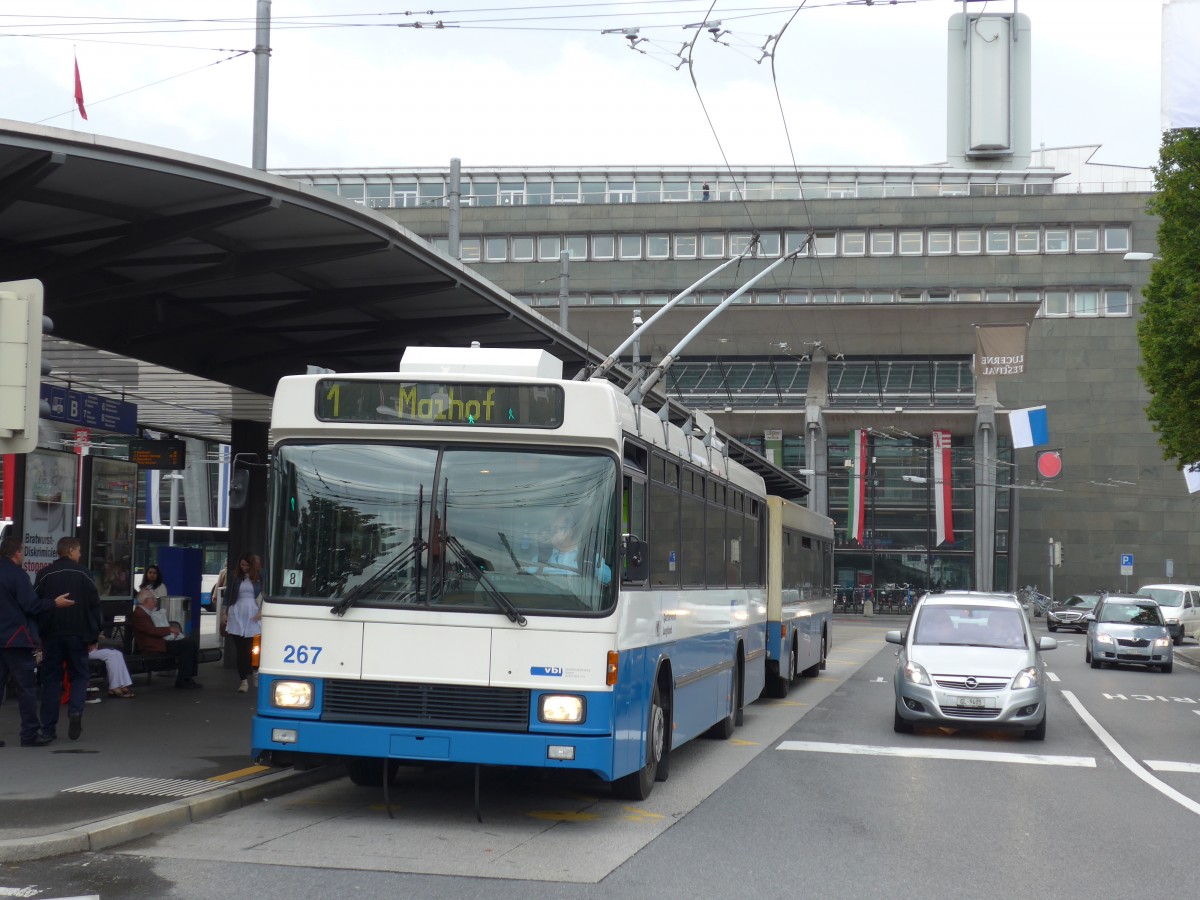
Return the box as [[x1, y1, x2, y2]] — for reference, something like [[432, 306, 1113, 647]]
[[497, 531, 522, 571], [331, 538, 420, 617], [444, 534, 527, 626]]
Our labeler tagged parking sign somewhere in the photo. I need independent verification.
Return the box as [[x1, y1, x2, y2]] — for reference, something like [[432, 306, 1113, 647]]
[[1120, 553, 1133, 576]]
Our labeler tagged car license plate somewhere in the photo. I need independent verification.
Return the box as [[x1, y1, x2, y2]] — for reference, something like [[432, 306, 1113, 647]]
[[952, 695, 992, 708]]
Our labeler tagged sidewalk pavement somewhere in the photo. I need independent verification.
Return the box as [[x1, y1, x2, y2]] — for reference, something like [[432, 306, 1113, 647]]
[[2, 613, 1197, 863], [0, 614, 338, 863]]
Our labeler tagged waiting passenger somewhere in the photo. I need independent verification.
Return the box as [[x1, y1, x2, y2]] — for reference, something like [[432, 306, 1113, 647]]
[[87, 639, 135, 698], [130, 588, 202, 690]]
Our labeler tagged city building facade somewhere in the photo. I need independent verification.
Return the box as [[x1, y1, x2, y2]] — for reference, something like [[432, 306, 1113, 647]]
[[273, 158, 1191, 598]]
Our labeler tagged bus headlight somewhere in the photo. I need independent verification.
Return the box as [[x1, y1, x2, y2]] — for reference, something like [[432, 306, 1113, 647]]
[[273, 680, 314, 709], [539, 694, 585, 724]]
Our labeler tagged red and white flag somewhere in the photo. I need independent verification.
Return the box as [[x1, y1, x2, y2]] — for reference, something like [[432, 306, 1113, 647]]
[[932, 430, 955, 547], [847, 429, 868, 545], [74, 55, 88, 120]]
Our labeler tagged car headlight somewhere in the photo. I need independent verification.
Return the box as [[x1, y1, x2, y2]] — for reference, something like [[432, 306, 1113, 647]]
[[272, 680, 314, 709], [1012, 666, 1040, 690], [1164, 617, 1178, 625], [1096, 633, 1115, 645], [1153, 637, 1170, 648], [902, 659, 931, 686], [539, 694, 585, 724]]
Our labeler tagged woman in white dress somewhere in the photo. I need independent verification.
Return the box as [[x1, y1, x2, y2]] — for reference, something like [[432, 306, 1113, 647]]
[[221, 552, 263, 692]]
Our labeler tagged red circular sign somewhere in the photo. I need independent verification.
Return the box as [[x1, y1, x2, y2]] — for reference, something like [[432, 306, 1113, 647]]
[[1037, 450, 1063, 479]]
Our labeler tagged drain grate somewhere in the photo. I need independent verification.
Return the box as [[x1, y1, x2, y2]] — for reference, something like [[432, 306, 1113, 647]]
[[64, 776, 222, 798]]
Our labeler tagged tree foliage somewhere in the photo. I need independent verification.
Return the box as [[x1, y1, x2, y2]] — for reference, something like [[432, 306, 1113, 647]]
[[1137, 128, 1200, 468]]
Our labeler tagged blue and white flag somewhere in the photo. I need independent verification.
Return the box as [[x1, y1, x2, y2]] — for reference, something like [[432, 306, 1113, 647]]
[[1008, 405, 1049, 449]]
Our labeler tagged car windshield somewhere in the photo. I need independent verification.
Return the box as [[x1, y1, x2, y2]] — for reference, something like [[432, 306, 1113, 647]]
[[1099, 602, 1163, 626], [269, 442, 619, 615], [1138, 588, 1182, 609], [913, 606, 1028, 649], [1063, 596, 1098, 609]]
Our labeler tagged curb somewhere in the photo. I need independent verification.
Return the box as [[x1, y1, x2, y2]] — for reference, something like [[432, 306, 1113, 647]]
[[0, 765, 341, 863]]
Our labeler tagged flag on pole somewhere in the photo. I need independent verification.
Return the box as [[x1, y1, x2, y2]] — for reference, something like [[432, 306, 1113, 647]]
[[1185, 462, 1200, 495], [932, 430, 954, 546], [74, 55, 88, 120], [1008, 405, 1049, 449], [847, 429, 868, 545]]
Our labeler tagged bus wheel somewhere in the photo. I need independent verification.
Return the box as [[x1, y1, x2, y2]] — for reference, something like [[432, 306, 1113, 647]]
[[802, 634, 826, 678], [706, 661, 739, 739], [612, 682, 666, 800], [345, 757, 398, 787], [766, 643, 795, 698]]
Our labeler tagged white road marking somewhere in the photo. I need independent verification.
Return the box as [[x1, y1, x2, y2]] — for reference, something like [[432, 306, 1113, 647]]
[[1046, 672, 1061, 682], [1061, 690, 1200, 817], [776, 740, 1095, 768], [1144, 760, 1200, 774]]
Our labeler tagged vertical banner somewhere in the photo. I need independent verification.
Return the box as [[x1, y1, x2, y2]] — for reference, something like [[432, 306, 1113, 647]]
[[763, 429, 783, 466], [974, 324, 1028, 376], [932, 430, 955, 546], [847, 429, 867, 545], [216, 443, 231, 528], [1163, 0, 1200, 128], [2, 454, 14, 523], [145, 470, 162, 525]]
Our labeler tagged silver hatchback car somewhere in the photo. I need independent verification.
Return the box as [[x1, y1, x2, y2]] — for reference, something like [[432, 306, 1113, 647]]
[[1084, 595, 1173, 673], [886, 592, 1058, 740]]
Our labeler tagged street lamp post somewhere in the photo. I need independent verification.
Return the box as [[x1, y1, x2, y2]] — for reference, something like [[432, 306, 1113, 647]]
[[902, 470, 933, 593]]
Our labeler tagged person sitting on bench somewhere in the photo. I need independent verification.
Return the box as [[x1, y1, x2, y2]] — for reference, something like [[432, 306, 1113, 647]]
[[88, 638, 135, 698], [130, 588, 203, 689]]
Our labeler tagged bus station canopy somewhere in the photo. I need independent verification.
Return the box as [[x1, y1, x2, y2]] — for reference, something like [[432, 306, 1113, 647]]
[[0, 121, 807, 498]]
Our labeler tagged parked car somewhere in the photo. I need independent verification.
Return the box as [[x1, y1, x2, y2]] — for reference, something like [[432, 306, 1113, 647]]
[[1134, 584, 1200, 645], [1084, 595, 1173, 673], [1046, 593, 1103, 633], [886, 592, 1057, 740]]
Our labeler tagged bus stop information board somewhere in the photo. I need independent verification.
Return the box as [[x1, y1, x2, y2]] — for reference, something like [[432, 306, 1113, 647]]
[[129, 438, 186, 470]]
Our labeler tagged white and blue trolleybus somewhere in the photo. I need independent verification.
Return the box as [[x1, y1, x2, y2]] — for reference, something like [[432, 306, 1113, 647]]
[[252, 343, 832, 799]]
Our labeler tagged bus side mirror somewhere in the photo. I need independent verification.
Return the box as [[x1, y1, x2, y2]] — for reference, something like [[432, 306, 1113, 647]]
[[622, 534, 648, 583], [229, 470, 250, 510]]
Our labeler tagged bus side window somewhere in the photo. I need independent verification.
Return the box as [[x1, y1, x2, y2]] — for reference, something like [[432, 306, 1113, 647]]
[[622, 475, 648, 584]]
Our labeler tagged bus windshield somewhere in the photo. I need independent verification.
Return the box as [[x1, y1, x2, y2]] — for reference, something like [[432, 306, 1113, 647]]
[[269, 443, 619, 615]]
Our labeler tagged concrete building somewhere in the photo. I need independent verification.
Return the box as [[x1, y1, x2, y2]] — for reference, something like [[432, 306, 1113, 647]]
[[275, 11, 1196, 599]]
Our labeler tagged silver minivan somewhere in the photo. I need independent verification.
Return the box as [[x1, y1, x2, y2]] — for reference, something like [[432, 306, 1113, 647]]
[[886, 592, 1057, 740], [1135, 584, 1200, 645]]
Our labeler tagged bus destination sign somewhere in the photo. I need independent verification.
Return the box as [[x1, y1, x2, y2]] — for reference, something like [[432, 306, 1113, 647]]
[[316, 380, 565, 429], [129, 438, 187, 470]]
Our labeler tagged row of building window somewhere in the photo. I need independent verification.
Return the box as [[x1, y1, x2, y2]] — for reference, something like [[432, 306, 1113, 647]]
[[516, 288, 1133, 317], [309, 174, 1141, 206], [433, 225, 1131, 264]]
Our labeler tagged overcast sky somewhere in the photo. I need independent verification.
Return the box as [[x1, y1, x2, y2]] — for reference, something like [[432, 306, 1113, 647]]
[[0, 1, 1165, 172]]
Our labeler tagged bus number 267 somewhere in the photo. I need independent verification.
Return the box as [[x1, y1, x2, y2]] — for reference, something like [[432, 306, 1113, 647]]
[[282, 644, 323, 665]]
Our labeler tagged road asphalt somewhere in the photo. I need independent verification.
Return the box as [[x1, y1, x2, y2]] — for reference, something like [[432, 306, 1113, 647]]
[[2, 613, 1197, 863]]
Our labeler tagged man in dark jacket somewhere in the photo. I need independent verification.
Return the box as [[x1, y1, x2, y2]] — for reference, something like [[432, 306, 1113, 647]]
[[34, 536, 101, 742], [1, 535, 73, 747]]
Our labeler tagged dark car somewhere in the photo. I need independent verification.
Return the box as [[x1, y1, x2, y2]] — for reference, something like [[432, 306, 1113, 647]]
[[1047, 594, 1102, 633]]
